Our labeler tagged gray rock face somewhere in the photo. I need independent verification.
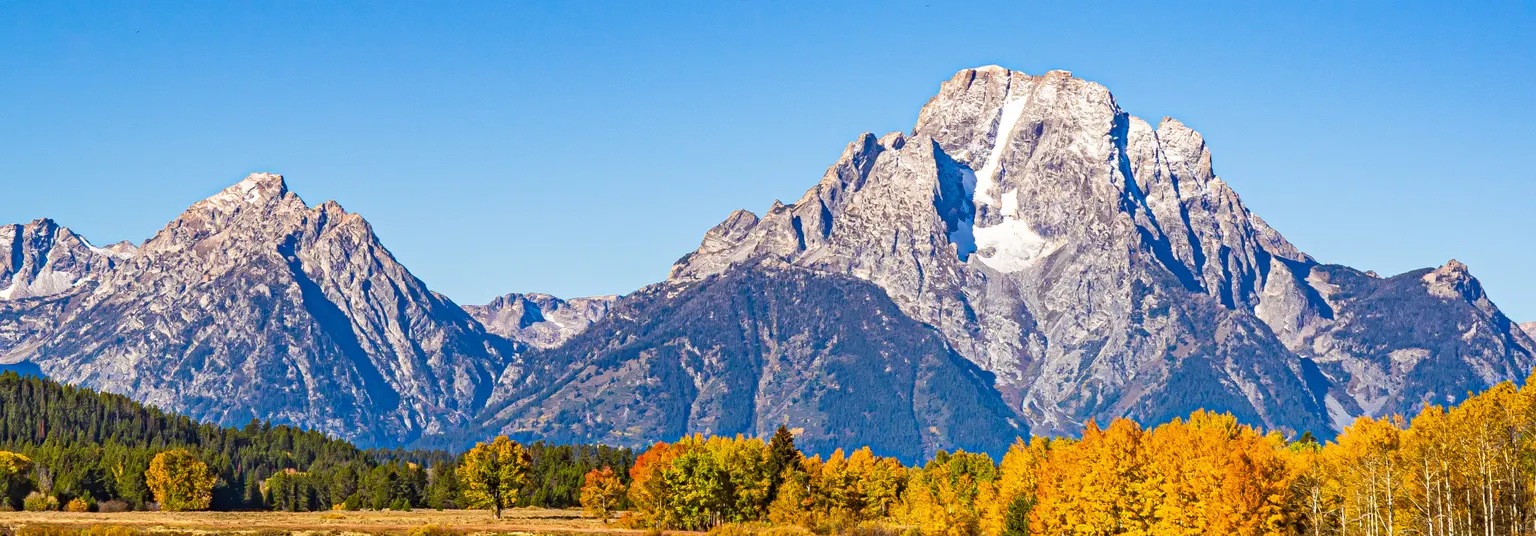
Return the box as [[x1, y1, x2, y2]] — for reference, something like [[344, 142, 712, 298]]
[[478, 267, 1026, 462], [0, 219, 134, 362], [1, 219, 132, 301], [665, 66, 1535, 437], [3, 174, 519, 446], [1524, 322, 1536, 341], [465, 293, 616, 349]]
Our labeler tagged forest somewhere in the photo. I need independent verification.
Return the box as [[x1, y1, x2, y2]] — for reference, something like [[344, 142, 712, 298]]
[[9, 368, 1536, 536], [0, 371, 633, 513]]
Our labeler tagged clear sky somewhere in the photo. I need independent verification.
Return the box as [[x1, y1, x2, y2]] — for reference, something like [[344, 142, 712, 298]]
[[3, 2, 1534, 319]]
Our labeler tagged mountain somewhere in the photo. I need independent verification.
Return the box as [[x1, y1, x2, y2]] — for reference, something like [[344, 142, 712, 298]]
[[465, 293, 616, 349], [476, 266, 1025, 462], [483, 66, 1535, 448], [4, 66, 1532, 459], [0, 173, 519, 446], [1523, 322, 1536, 341], [1, 219, 134, 363]]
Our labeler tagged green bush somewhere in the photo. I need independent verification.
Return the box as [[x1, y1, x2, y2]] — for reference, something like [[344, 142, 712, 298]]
[[22, 492, 59, 511]]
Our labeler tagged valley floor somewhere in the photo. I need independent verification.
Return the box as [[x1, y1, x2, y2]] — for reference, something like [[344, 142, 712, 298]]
[[0, 509, 656, 536]]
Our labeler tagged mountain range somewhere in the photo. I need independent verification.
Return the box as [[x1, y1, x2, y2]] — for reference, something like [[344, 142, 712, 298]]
[[3, 66, 1531, 460]]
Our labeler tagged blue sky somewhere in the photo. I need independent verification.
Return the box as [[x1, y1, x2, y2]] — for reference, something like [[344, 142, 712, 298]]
[[3, 2, 1534, 319]]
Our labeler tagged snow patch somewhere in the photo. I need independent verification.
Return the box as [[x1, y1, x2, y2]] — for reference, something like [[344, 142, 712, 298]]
[[974, 216, 1055, 272], [963, 88, 1061, 272], [0, 270, 80, 300], [973, 94, 1030, 207], [1325, 394, 1355, 432]]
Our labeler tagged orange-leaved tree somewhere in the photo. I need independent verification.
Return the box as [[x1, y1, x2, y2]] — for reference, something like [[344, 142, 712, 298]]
[[581, 466, 626, 523]]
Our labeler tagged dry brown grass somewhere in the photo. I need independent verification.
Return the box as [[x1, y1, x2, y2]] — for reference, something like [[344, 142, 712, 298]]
[[0, 508, 689, 536]]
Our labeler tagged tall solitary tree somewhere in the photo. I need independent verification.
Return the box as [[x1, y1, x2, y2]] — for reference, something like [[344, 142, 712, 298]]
[[144, 449, 216, 511], [460, 436, 532, 519]]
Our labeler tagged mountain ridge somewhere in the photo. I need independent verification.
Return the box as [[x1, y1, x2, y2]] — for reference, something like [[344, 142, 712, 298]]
[[2, 66, 1531, 458]]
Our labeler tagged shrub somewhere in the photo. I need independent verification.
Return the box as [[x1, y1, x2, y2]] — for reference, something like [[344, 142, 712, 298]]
[[97, 500, 130, 513], [757, 527, 815, 536], [707, 524, 755, 536], [23, 492, 59, 511], [405, 525, 462, 536], [65, 498, 91, 512]]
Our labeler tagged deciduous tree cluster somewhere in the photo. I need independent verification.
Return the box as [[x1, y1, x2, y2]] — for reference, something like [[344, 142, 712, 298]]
[[622, 375, 1536, 536]]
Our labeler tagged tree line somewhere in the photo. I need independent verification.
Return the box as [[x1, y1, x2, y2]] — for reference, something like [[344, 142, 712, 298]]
[[14, 366, 1536, 535], [0, 371, 632, 512], [611, 373, 1536, 536]]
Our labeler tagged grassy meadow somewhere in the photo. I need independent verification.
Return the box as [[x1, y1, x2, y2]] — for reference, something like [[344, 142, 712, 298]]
[[0, 509, 657, 536]]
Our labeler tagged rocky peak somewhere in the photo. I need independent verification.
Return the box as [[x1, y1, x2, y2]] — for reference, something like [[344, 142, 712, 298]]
[[204, 172, 289, 208], [20, 172, 517, 446], [0, 219, 125, 301], [465, 293, 616, 350], [1423, 259, 1482, 301], [653, 65, 1534, 440]]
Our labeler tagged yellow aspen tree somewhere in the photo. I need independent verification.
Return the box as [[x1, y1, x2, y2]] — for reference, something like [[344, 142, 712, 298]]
[[0, 451, 33, 510], [981, 437, 1050, 536], [144, 449, 216, 511], [459, 435, 532, 519]]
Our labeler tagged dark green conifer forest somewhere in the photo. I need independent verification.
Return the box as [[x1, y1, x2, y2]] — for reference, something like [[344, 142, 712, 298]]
[[0, 371, 632, 511]]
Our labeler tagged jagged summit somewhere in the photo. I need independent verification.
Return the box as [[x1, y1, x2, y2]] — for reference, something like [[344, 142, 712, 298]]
[[2, 172, 517, 446], [201, 172, 290, 209], [465, 292, 616, 350], [632, 65, 1535, 438]]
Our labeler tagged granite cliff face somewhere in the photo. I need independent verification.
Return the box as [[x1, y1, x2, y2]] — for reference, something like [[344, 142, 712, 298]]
[[0, 174, 519, 446]]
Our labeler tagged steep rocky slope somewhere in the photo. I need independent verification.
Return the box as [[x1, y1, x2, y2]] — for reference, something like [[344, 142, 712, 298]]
[[0, 219, 134, 362], [2, 174, 519, 446], [478, 266, 1025, 462]]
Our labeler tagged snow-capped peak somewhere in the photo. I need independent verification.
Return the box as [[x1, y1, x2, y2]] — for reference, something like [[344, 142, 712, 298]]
[[203, 172, 288, 209]]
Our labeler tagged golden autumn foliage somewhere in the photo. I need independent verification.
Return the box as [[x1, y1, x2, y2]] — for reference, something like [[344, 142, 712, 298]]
[[0, 450, 33, 509], [622, 372, 1536, 536], [144, 448, 216, 511], [459, 435, 531, 519], [581, 465, 625, 522]]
